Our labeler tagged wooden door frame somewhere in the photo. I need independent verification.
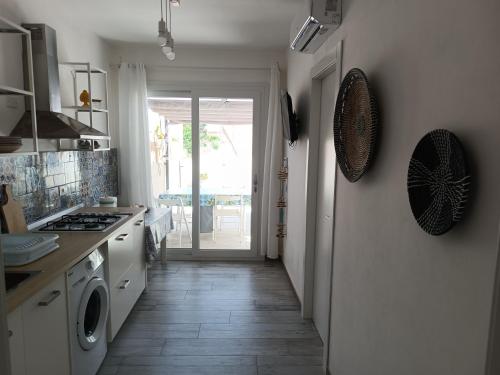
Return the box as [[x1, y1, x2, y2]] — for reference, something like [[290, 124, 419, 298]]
[[301, 40, 342, 372]]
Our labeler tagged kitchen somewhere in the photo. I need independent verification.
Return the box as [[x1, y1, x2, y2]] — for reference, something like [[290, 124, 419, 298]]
[[0, 1, 316, 374], [2, 1, 500, 375]]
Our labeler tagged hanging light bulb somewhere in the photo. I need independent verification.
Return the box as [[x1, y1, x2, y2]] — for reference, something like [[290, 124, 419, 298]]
[[162, 45, 172, 54], [166, 50, 176, 61], [158, 19, 167, 46], [157, 0, 167, 46], [166, 37, 175, 60], [157, 0, 177, 61], [161, 32, 173, 54]]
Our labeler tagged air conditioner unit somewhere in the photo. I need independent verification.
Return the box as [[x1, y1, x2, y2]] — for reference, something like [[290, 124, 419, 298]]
[[290, 0, 342, 54]]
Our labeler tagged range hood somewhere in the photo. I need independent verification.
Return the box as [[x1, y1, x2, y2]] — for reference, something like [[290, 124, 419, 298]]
[[10, 24, 109, 140]]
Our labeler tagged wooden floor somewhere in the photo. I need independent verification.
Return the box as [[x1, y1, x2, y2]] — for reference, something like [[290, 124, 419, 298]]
[[99, 260, 324, 375]]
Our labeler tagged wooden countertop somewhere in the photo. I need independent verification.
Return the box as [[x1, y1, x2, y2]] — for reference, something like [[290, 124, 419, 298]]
[[4, 206, 147, 313]]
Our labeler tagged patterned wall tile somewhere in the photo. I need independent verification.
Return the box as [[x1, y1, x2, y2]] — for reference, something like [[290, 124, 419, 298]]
[[0, 149, 118, 225]]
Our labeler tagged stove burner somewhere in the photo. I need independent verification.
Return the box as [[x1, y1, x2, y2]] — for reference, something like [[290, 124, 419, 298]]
[[39, 212, 127, 232], [99, 216, 119, 224]]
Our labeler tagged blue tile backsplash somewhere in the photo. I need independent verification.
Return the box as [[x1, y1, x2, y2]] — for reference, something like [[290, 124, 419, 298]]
[[0, 149, 118, 225]]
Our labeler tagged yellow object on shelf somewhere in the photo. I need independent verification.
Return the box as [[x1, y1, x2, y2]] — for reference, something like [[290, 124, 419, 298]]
[[79, 89, 90, 107]]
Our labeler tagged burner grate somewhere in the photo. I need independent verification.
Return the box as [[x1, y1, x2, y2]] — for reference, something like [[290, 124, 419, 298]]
[[39, 213, 126, 232]]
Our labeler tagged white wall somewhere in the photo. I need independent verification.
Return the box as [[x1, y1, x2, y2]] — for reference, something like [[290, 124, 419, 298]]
[[0, 0, 113, 145], [283, 50, 313, 301], [285, 0, 500, 374]]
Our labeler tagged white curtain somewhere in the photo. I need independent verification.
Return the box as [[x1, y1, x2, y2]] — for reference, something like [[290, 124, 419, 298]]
[[118, 63, 154, 207], [260, 62, 284, 259]]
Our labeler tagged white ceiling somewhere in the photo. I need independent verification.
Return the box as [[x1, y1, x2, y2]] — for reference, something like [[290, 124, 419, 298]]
[[23, 0, 302, 49]]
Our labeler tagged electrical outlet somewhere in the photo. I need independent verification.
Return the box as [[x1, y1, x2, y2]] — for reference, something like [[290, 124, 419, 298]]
[[6, 97, 18, 109]]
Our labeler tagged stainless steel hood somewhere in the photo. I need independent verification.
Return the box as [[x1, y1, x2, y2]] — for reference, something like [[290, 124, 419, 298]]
[[10, 24, 109, 140]]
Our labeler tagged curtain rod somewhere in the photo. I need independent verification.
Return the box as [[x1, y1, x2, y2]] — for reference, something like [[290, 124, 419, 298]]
[[110, 63, 271, 72]]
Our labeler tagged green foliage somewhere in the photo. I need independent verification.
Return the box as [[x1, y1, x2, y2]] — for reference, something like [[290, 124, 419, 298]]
[[183, 124, 192, 155], [183, 124, 220, 155], [154, 123, 165, 140]]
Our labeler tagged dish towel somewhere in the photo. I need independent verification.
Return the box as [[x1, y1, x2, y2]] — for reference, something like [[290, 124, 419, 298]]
[[144, 208, 173, 264]]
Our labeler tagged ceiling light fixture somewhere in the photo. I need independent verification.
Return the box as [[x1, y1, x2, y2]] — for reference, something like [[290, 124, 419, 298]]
[[158, 0, 176, 61], [157, 0, 167, 46]]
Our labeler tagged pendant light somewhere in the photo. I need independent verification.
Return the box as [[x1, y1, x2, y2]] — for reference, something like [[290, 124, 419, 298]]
[[157, 0, 167, 46], [158, 0, 176, 61]]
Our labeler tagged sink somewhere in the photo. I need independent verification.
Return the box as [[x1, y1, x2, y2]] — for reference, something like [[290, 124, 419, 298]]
[[4, 271, 41, 293]]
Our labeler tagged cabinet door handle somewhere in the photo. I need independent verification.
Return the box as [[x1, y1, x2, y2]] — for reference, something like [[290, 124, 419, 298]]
[[116, 233, 129, 241], [120, 279, 131, 289], [8, 330, 13, 338], [135, 220, 144, 226], [38, 290, 61, 306]]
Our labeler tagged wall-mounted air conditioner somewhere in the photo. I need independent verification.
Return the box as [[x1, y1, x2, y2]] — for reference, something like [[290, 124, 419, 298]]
[[290, 0, 341, 54]]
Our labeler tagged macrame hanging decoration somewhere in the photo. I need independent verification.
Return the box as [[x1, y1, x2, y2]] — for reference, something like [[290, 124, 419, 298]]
[[276, 157, 288, 239]]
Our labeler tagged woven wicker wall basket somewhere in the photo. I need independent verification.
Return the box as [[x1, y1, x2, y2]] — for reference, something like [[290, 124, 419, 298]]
[[407, 129, 471, 235], [333, 68, 379, 182]]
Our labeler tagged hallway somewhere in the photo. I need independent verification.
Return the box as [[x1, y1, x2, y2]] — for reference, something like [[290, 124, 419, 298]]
[[99, 261, 324, 375]]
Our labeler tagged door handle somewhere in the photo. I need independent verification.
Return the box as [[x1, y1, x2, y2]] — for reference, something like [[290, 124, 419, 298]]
[[116, 233, 129, 241], [8, 330, 13, 338], [120, 279, 131, 289], [135, 220, 144, 226], [253, 174, 258, 193], [38, 290, 61, 306]]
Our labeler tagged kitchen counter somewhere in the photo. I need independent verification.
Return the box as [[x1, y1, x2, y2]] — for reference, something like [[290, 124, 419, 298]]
[[4, 206, 147, 313]]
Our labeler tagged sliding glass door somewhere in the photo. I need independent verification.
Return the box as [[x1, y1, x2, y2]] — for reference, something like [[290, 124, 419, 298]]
[[148, 88, 261, 258], [148, 96, 193, 249]]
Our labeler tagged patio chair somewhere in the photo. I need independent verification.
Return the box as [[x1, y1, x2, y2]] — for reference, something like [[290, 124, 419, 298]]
[[158, 197, 192, 247], [213, 195, 244, 241]]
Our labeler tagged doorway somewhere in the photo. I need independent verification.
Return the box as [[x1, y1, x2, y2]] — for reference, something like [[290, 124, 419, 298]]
[[301, 41, 342, 372], [312, 69, 337, 343], [147, 88, 263, 258]]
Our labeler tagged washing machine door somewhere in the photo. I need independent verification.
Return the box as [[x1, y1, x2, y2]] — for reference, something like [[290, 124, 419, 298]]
[[77, 277, 109, 351]]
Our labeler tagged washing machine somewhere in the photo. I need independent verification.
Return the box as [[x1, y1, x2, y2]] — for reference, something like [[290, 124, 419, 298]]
[[67, 248, 109, 375]]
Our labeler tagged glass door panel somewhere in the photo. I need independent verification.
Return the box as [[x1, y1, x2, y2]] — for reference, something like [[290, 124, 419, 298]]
[[148, 97, 193, 249], [198, 98, 253, 250]]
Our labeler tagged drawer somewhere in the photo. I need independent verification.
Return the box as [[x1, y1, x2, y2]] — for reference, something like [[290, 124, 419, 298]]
[[107, 220, 135, 286], [108, 260, 146, 340], [132, 214, 146, 256]]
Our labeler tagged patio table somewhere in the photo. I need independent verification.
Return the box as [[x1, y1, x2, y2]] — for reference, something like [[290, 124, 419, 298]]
[[158, 188, 251, 233]]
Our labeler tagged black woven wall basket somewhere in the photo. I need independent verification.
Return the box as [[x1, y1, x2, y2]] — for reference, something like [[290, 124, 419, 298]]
[[407, 129, 471, 235], [333, 68, 379, 182]]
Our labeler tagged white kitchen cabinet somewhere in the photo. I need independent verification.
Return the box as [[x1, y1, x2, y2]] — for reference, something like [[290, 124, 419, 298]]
[[7, 307, 26, 375], [21, 274, 70, 375], [107, 214, 146, 340]]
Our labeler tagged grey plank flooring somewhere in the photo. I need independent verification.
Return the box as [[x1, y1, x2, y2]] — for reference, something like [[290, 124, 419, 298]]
[[99, 260, 324, 375]]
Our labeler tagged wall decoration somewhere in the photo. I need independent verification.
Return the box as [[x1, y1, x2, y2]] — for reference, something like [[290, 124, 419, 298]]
[[407, 129, 470, 235], [333, 68, 378, 182], [276, 157, 288, 241]]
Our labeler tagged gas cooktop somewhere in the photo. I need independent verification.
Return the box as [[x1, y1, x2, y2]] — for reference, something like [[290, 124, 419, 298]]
[[38, 213, 129, 232]]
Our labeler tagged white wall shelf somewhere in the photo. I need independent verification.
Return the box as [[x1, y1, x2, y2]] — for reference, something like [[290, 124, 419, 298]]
[[0, 16, 39, 157], [0, 85, 34, 96], [58, 62, 110, 152], [61, 105, 108, 113]]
